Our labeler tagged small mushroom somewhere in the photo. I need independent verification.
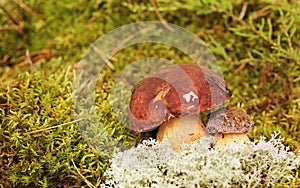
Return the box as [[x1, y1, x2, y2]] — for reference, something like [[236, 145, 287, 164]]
[[129, 63, 232, 150], [206, 107, 255, 148]]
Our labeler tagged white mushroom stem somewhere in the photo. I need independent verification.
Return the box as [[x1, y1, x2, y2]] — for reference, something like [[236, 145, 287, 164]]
[[212, 133, 250, 148], [156, 115, 205, 151]]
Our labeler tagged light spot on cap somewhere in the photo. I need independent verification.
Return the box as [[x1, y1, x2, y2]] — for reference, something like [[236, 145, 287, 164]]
[[183, 91, 198, 103]]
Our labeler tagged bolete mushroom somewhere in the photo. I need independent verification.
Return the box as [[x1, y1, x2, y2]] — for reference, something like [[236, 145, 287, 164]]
[[129, 63, 232, 150], [206, 107, 255, 148]]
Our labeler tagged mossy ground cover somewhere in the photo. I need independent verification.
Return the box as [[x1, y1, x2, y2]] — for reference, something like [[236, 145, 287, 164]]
[[0, 0, 299, 187]]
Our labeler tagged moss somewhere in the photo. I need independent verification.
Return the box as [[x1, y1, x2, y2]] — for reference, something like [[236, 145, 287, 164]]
[[0, 0, 299, 187]]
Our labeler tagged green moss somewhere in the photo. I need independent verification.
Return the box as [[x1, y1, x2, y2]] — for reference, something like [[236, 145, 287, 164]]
[[0, 0, 299, 187]]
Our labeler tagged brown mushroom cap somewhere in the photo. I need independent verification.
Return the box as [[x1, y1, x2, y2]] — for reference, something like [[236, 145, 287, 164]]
[[206, 107, 255, 134], [129, 63, 232, 132]]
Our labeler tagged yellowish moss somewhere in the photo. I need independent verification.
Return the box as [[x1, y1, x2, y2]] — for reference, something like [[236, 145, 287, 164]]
[[0, 0, 299, 187]]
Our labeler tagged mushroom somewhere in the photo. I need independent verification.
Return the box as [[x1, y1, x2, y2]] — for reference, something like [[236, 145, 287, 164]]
[[206, 107, 255, 148], [129, 63, 232, 150], [156, 115, 204, 150]]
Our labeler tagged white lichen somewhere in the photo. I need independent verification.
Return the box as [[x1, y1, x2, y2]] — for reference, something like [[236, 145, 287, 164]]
[[101, 132, 300, 187]]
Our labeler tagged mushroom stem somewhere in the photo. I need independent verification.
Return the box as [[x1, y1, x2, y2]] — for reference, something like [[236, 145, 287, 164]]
[[212, 133, 250, 148], [156, 115, 205, 151]]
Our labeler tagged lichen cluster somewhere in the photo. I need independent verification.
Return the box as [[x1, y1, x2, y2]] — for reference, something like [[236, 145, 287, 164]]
[[102, 133, 300, 187]]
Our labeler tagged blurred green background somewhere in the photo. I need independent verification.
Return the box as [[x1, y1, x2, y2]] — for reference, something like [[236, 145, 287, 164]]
[[0, 0, 299, 187]]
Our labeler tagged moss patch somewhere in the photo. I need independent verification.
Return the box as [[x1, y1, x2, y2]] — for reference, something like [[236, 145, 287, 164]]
[[0, 0, 299, 187]]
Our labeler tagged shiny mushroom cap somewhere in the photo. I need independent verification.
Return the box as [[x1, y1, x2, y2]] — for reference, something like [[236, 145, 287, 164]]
[[129, 63, 232, 132], [206, 107, 255, 134]]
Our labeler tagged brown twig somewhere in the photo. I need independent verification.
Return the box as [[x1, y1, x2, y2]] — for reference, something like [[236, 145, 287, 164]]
[[0, 4, 19, 25], [220, 8, 278, 47], [11, 0, 44, 19], [251, 6, 271, 20], [38, 99, 73, 120], [23, 118, 85, 135], [0, 4, 25, 34], [0, 49, 57, 82], [0, 54, 9, 64], [222, 6, 300, 67], [71, 159, 96, 188], [149, 0, 174, 32], [111, 26, 152, 56], [0, 25, 19, 32], [234, 62, 247, 74], [91, 45, 115, 70], [38, 99, 57, 114]]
